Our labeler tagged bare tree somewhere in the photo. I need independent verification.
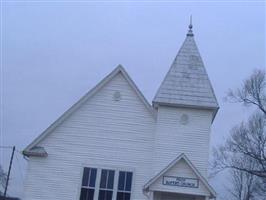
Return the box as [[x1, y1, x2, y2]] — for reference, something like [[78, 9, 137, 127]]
[[0, 165, 7, 195], [225, 156, 266, 200], [213, 69, 266, 178], [227, 69, 266, 115]]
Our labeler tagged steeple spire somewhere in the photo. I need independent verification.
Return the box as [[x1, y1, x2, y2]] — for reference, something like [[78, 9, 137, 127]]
[[153, 21, 219, 119], [187, 15, 194, 37]]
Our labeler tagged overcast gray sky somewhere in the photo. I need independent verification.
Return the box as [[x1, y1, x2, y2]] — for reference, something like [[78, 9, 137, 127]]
[[1, 1, 266, 199]]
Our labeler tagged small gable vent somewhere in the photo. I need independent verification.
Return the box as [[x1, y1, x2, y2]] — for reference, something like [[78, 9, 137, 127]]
[[113, 91, 122, 101], [180, 114, 189, 125]]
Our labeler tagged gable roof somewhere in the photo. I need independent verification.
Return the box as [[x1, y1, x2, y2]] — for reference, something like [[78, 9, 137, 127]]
[[153, 26, 219, 120], [23, 65, 156, 156], [143, 153, 216, 198]]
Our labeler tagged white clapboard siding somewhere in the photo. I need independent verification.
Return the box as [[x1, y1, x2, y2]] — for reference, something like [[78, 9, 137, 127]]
[[153, 106, 212, 177], [24, 72, 156, 200]]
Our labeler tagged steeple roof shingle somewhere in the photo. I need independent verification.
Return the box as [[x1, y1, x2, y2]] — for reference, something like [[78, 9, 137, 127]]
[[153, 25, 219, 114]]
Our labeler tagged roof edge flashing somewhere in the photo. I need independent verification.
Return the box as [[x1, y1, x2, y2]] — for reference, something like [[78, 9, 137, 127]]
[[23, 146, 48, 157]]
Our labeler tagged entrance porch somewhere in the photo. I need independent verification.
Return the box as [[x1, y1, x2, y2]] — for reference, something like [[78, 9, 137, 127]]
[[153, 191, 209, 200]]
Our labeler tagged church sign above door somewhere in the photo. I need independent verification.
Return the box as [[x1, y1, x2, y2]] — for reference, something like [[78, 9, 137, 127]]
[[162, 176, 199, 188]]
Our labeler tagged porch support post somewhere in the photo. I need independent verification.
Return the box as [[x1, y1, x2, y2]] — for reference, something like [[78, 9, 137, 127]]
[[205, 196, 209, 200], [150, 191, 154, 200]]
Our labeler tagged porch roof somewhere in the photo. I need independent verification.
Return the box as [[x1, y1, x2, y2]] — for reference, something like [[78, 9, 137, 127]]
[[143, 153, 216, 198]]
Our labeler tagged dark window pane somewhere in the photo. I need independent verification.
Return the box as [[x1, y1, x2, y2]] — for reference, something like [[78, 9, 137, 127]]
[[82, 168, 90, 186], [98, 190, 105, 200], [106, 191, 113, 200], [89, 168, 97, 187], [118, 172, 125, 190], [116, 192, 123, 200], [124, 193, 130, 200], [125, 172, 132, 191], [117, 192, 130, 200], [87, 189, 95, 200], [107, 170, 115, 189], [80, 188, 95, 200], [99, 190, 113, 200], [100, 170, 108, 188], [80, 188, 88, 200]]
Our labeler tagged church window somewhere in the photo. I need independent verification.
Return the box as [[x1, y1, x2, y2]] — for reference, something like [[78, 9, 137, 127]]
[[80, 167, 97, 200], [99, 169, 115, 200], [116, 171, 133, 200], [80, 167, 133, 200]]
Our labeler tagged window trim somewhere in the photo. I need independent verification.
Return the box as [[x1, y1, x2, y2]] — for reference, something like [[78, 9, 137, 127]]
[[78, 164, 135, 200]]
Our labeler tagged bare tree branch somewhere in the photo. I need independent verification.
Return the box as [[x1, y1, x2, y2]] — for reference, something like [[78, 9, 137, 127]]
[[213, 69, 266, 181], [0, 165, 7, 195], [227, 69, 266, 115], [221, 156, 266, 200]]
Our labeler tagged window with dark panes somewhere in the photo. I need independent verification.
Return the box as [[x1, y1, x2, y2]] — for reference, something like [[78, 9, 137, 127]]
[[98, 169, 115, 200], [80, 168, 97, 200], [116, 171, 133, 200]]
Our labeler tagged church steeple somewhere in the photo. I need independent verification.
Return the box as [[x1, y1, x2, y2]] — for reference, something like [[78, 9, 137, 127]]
[[153, 23, 219, 119]]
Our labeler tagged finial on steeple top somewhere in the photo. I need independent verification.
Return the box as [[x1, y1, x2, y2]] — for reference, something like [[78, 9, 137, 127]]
[[189, 15, 193, 29], [187, 15, 194, 37]]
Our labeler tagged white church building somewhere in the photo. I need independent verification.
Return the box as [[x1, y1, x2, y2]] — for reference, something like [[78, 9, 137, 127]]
[[23, 23, 219, 200]]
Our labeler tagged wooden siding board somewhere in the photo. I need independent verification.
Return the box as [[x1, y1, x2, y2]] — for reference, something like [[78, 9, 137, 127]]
[[153, 106, 212, 178], [24, 73, 155, 200]]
